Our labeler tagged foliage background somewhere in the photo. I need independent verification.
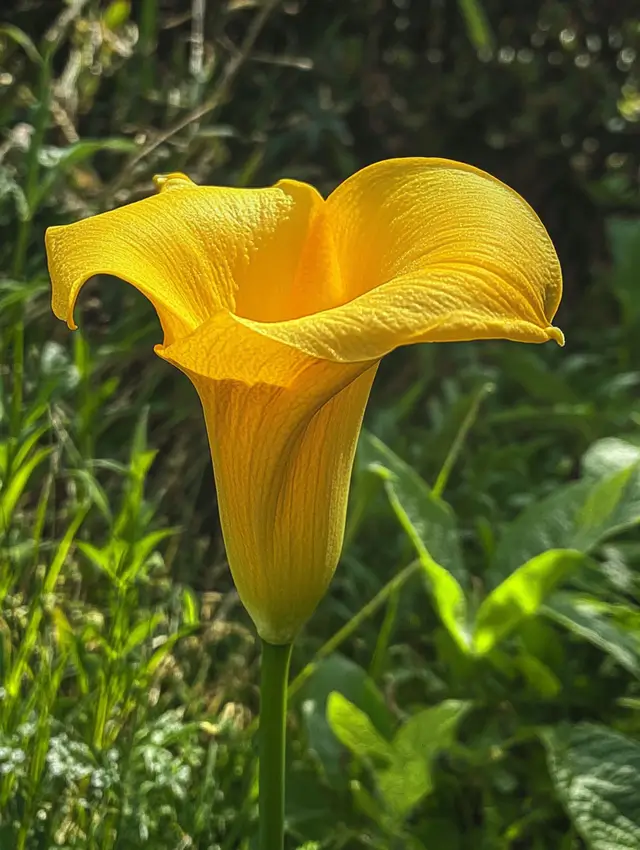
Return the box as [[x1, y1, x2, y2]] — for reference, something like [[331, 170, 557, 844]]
[[1, 0, 640, 848]]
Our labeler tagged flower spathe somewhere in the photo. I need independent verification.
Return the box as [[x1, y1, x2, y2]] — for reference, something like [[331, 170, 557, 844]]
[[46, 158, 563, 644]]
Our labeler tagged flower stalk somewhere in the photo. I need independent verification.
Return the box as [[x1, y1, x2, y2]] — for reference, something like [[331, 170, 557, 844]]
[[259, 640, 293, 850]]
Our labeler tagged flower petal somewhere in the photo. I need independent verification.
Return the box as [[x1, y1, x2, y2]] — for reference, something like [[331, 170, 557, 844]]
[[225, 157, 564, 362], [232, 267, 563, 365], [327, 157, 562, 316], [45, 174, 326, 345], [159, 315, 375, 643]]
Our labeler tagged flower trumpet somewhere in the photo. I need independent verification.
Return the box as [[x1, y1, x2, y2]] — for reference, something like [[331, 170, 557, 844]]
[[46, 158, 563, 644]]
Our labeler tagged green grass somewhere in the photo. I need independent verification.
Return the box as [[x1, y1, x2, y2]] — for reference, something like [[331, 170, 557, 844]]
[[2, 1, 640, 848]]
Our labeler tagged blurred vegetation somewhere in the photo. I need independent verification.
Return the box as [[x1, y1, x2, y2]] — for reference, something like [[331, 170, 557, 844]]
[[1, 0, 640, 848]]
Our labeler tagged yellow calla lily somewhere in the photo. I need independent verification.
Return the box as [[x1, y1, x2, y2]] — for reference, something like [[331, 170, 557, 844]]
[[46, 157, 563, 644]]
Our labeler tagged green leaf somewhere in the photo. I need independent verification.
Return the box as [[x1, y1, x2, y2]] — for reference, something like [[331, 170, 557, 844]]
[[122, 613, 165, 655], [575, 464, 640, 550], [296, 654, 394, 788], [34, 138, 137, 207], [51, 607, 90, 693], [457, 0, 494, 51], [0, 24, 42, 64], [0, 446, 53, 533], [497, 348, 577, 406], [77, 541, 116, 578], [513, 652, 561, 698], [473, 550, 585, 655], [69, 468, 112, 522], [182, 587, 199, 626], [285, 767, 348, 842], [545, 723, 640, 850], [43, 506, 89, 594], [8, 423, 49, 475], [120, 528, 177, 584], [103, 0, 131, 29], [4, 508, 87, 699], [378, 700, 470, 819], [348, 779, 389, 829], [360, 432, 464, 580], [142, 629, 193, 677], [492, 463, 640, 583], [544, 592, 640, 679], [328, 693, 470, 822], [0, 277, 50, 312], [327, 692, 394, 762], [582, 438, 640, 480], [360, 432, 469, 651]]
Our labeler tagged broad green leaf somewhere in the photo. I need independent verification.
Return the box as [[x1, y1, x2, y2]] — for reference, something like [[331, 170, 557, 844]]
[[491, 481, 588, 580], [359, 432, 464, 580], [492, 463, 640, 582], [473, 550, 585, 655], [582, 438, 640, 480], [378, 700, 470, 819], [378, 760, 432, 818], [296, 654, 394, 788], [349, 779, 390, 830], [498, 347, 577, 406], [360, 432, 469, 651], [513, 652, 561, 698], [544, 592, 640, 679], [285, 771, 348, 843], [393, 700, 470, 766], [575, 464, 640, 551], [327, 692, 394, 762], [545, 723, 640, 850]]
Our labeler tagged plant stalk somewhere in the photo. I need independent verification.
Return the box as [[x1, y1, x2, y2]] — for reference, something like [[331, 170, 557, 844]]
[[259, 640, 293, 850]]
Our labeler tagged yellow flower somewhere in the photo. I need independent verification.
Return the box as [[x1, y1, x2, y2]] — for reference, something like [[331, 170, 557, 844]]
[[46, 158, 563, 644]]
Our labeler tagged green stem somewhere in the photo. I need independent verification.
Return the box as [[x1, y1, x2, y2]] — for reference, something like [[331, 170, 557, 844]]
[[432, 381, 494, 498], [259, 640, 293, 850], [244, 559, 420, 742]]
